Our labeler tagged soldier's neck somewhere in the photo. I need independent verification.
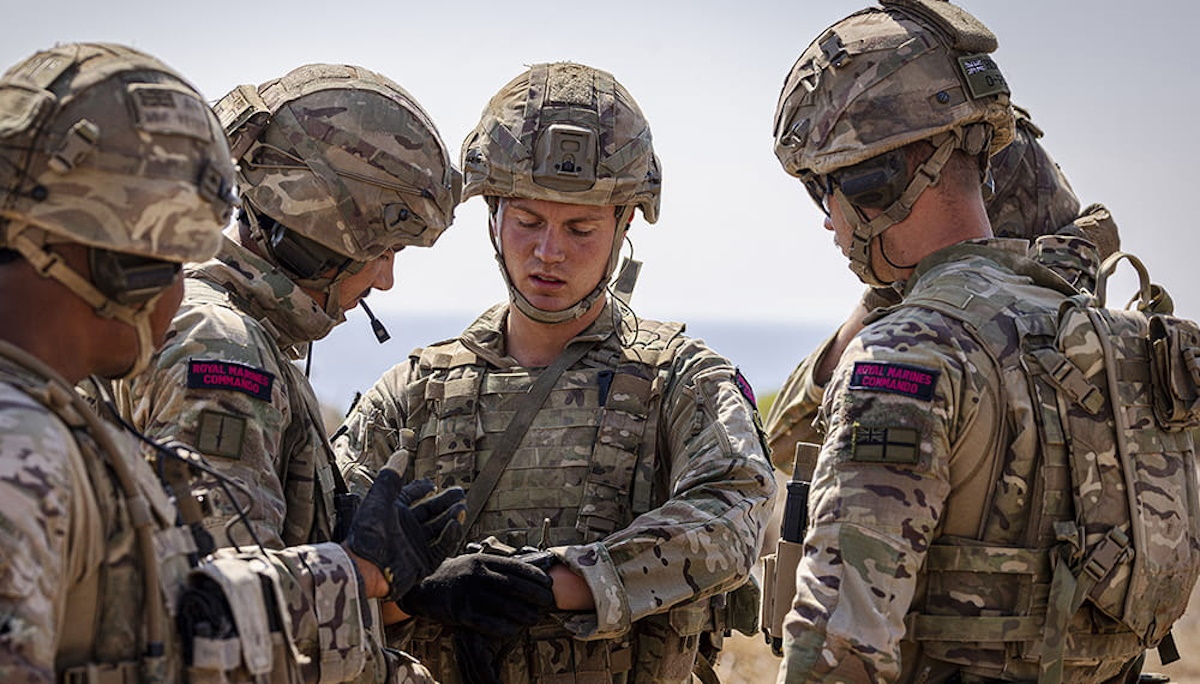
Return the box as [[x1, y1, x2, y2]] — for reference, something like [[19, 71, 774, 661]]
[[505, 299, 605, 368]]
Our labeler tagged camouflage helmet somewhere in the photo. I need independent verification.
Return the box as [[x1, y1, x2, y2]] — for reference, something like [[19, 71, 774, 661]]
[[773, 0, 1014, 178], [0, 43, 237, 380], [217, 63, 459, 260], [772, 0, 1015, 287], [0, 43, 236, 263], [987, 105, 1081, 242], [463, 62, 661, 325], [987, 106, 1120, 261], [461, 62, 661, 224]]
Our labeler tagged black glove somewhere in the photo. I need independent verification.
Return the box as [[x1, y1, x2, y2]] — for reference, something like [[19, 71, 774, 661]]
[[345, 472, 467, 601], [397, 552, 556, 639]]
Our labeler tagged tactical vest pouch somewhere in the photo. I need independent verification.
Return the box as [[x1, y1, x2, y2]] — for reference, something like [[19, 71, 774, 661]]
[[1148, 314, 1200, 430], [180, 555, 305, 684], [723, 573, 762, 637], [630, 598, 711, 682], [898, 247, 1200, 682]]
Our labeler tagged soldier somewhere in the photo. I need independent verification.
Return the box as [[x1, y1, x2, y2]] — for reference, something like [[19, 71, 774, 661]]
[[764, 105, 1121, 474], [0, 42, 468, 683], [769, 1, 1189, 681], [334, 62, 777, 683], [113, 63, 461, 551]]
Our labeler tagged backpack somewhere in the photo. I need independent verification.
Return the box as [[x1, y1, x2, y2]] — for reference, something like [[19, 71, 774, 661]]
[[1036, 252, 1200, 666]]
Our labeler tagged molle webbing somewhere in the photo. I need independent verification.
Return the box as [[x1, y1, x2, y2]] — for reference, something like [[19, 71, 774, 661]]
[[0, 348, 162, 678], [894, 263, 1097, 677], [415, 344, 485, 491], [577, 344, 660, 539], [413, 320, 683, 546], [895, 250, 1194, 681]]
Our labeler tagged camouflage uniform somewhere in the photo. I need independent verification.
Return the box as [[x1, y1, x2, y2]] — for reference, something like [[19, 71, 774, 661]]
[[334, 302, 776, 683], [777, 238, 1155, 683], [768, 2, 1166, 681], [0, 342, 426, 683], [764, 108, 1122, 475], [0, 43, 449, 683], [114, 64, 457, 556], [116, 234, 342, 548]]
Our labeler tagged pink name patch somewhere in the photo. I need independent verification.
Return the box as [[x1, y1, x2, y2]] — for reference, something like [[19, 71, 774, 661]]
[[734, 369, 757, 406], [187, 359, 274, 401], [849, 361, 939, 402]]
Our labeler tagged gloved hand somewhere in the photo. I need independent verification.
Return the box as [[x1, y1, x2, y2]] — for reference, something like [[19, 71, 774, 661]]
[[397, 552, 556, 639], [345, 473, 466, 601]]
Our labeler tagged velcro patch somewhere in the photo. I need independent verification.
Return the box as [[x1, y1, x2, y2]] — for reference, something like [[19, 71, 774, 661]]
[[128, 83, 215, 142], [187, 359, 274, 401], [195, 409, 247, 459], [851, 425, 919, 464], [957, 54, 1009, 100], [849, 361, 939, 402]]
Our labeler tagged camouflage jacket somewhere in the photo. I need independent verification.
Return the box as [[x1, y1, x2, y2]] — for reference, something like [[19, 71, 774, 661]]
[[764, 215, 1117, 479], [778, 239, 1138, 683], [116, 235, 341, 549], [335, 302, 776, 683], [0, 346, 374, 683]]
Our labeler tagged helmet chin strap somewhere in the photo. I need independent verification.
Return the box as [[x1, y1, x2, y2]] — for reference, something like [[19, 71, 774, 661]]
[[4, 220, 167, 380], [838, 130, 960, 288], [489, 201, 635, 326]]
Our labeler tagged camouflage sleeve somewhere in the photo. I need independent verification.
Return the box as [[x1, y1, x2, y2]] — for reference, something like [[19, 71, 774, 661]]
[[207, 542, 370, 683], [332, 361, 416, 497], [779, 310, 977, 683], [0, 397, 99, 683], [558, 339, 777, 639], [122, 299, 295, 549], [763, 329, 839, 476]]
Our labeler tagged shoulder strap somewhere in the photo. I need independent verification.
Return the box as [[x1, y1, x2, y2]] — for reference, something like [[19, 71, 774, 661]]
[[0, 342, 168, 663], [461, 338, 599, 541]]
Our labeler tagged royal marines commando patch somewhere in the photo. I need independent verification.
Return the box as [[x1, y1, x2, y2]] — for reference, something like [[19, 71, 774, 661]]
[[849, 361, 939, 401], [187, 359, 275, 401]]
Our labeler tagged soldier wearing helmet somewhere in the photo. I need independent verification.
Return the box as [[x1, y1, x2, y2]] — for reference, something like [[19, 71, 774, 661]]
[[771, 2, 1152, 681], [764, 104, 1122, 475], [0, 42, 469, 683], [112, 63, 460, 555], [333, 62, 776, 683]]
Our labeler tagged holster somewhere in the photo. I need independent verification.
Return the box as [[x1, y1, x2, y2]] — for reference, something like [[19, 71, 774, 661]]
[[759, 444, 814, 657]]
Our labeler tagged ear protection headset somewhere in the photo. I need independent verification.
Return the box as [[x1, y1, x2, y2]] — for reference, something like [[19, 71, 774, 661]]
[[88, 249, 181, 306], [253, 211, 352, 280]]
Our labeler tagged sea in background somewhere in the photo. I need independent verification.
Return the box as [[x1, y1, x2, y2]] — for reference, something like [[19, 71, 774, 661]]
[[307, 310, 830, 417]]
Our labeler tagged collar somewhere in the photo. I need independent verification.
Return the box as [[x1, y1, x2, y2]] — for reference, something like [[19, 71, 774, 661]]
[[187, 236, 338, 355], [458, 301, 619, 369]]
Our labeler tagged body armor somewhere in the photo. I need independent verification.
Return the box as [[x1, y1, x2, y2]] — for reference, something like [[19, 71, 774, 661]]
[[895, 240, 1197, 682]]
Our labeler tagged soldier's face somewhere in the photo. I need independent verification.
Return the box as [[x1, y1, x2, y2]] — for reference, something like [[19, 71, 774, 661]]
[[826, 194, 855, 258], [338, 248, 396, 311], [496, 198, 617, 313]]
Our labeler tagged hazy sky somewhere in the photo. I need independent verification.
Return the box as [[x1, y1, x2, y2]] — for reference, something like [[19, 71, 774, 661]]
[[3, 0, 1197, 328]]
